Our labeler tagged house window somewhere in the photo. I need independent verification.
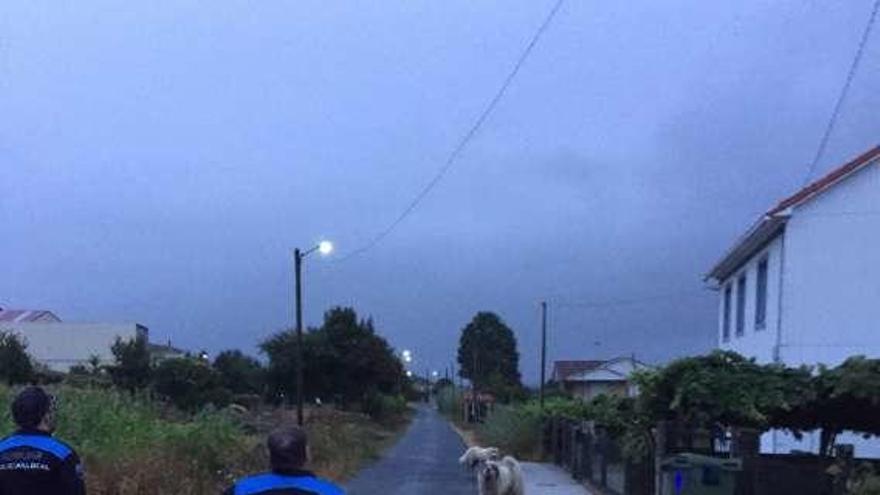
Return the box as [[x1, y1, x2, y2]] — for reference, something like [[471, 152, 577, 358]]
[[722, 284, 732, 342], [736, 273, 747, 337], [755, 257, 768, 330]]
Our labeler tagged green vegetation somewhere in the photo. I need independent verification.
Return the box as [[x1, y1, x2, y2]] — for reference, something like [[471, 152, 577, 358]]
[[0, 385, 258, 494], [261, 307, 408, 414], [477, 404, 543, 460], [0, 331, 35, 385], [476, 350, 880, 462], [108, 334, 152, 392], [436, 385, 463, 419], [152, 358, 232, 412], [0, 304, 415, 493], [456, 312, 524, 401], [213, 350, 266, 396], [0, 384, 408, 494]]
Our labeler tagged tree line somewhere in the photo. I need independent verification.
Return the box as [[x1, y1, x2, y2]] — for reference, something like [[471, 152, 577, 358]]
[[0, 306, 410, 419]]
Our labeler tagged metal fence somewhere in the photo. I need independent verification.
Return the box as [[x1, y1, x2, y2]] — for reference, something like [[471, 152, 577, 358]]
[[544, 418, 654, 495]]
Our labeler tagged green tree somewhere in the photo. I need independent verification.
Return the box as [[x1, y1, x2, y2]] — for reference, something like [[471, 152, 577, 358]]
[[261, 307, 405, 408], [456, 312, 522, 396], [213, 350, 266, 396], [153, 357, 231, 412], [108, 335, 152, 392], [0, 332, 34, 385]]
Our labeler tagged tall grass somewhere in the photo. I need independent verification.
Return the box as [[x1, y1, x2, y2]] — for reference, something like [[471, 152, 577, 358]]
[[476, 404, 543, 461], [0, 386, 407, 494], [436, 386, 462, 420]]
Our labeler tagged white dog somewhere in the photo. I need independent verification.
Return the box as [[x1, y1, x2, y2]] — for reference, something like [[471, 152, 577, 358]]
[[459, 446, 501, 470], [478, 456, 525, 495]]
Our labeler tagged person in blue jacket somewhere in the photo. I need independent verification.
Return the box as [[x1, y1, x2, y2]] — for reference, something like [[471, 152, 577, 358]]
[[225, 425, 344, 495], [0, 386, 86, 494]]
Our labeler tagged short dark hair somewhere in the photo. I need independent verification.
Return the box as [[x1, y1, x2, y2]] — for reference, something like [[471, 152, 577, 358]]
[[268, 426, 308, 472], [12, 387, 52, 429]]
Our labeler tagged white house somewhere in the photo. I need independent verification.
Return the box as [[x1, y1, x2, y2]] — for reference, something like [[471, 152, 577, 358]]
[[552, 356, 648, 401], [0, 308, 148, 372], [706, 145, 880, 455]]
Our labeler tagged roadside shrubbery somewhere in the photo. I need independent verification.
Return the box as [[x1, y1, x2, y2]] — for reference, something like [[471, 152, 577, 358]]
[[152, 358, 232, 412], [362, 391, 408, 422], [478, 350, 880, 463], [436, 385, 462, 419], [0, 384, 407, 494], [477, 403, 543, 460], [0, 385, 259, 494]]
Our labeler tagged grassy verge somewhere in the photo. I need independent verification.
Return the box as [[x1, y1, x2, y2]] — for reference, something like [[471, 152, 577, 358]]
[[0, 386, 411, 494]]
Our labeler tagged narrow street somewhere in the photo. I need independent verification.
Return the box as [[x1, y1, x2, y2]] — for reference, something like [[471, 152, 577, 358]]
[[345, 404, 474, 494]]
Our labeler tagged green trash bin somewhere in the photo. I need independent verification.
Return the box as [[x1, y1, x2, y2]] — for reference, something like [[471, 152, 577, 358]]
[[660, 453, 741, 495]]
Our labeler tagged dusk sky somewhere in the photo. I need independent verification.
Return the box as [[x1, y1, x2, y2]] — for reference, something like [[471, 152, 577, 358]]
[[2, 1, 879, 383]]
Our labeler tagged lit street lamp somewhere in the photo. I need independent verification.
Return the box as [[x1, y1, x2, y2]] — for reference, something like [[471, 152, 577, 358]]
[[294, 240, 333, 425]]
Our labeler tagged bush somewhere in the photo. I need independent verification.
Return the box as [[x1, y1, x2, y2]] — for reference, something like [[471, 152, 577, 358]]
[[477, 404, 543, 460], [213, 350, 266, 396], [108, 335, 152, 392], [437, 386, 462, 419], [362, 392, 407, 422], [0, 332, 34, 385], [153, 358, 232, 412]]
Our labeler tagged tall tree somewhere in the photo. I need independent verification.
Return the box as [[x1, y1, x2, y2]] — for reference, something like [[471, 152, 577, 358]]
[[108, 335, 152, 392], [213, 350, 266, 396], [456, 312, 522, 393], [261, 307, 405, 407]]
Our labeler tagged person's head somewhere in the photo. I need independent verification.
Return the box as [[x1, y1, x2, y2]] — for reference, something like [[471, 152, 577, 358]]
[[268, 426, 309, 472], [12, 387, 57, 433]]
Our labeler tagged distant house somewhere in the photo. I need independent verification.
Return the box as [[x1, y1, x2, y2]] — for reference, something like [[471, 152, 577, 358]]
[[0, 308, 61, 324], [706, 145, 880, 367], [0, 308, 149, 372], [551, 356, 648, 401], [706, 145, 880, 456], [148, 341, 188, 364]]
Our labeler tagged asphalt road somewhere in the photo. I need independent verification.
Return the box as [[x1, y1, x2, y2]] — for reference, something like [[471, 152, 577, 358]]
[[345, 404, 475, 495]]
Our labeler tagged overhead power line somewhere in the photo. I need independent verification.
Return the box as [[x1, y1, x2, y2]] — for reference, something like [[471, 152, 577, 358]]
[[802, 0, 880, 185], [551, 289, 710, 310], [340, 0, 566, 261]]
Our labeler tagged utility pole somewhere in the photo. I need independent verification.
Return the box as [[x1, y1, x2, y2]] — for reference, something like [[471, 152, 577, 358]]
[[294, 249, 304, 426], [540, 301, 547, 409]]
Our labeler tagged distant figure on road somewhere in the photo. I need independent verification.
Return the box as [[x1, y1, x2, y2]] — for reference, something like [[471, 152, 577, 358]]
[[225, 425, 344, 495], [0, 386, 86, 495]]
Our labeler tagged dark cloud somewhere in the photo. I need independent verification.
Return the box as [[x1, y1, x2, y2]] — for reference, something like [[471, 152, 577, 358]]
[[2, 0, 878, 382]]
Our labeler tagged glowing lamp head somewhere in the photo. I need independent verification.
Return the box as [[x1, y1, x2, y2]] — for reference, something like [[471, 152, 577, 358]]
[[318, 241, 334, 256]]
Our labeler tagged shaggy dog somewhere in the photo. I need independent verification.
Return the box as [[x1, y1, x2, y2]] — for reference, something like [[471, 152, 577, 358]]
[[478, 456, 524, 495], [459, 446, 501, 470]]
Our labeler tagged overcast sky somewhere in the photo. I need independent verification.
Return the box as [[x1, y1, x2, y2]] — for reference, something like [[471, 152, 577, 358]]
[[2, 1, 879, 383]]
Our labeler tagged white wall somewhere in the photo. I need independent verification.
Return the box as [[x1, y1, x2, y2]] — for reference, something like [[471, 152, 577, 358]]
[[781, 162, 880, 367], [717, 235, 783, 364], [0, 322, 146, 372]]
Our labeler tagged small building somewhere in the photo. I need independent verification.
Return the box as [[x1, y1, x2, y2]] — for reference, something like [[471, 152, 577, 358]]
[[551, 356, 648, 401], [0, 308, 61, 324], [148, 341, 188, 365], [0, 308, 148, 372]]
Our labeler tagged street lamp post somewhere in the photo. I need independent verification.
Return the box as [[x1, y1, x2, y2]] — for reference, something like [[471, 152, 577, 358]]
[[293, 240, 333, 426]]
